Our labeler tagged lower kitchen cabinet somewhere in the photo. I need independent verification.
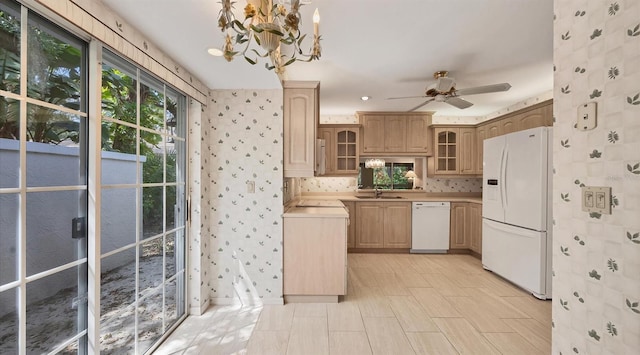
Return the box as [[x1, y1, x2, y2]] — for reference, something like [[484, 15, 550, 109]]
[[383, 203, 411, 248], [450, 202, 469, 249], [468, 203, 483, 254], [449, 202, 483, 255], [343, 201, 356, 248], [354, 201, 411, 249], [355, 202, 384, 248], [283, 213, 347, 296]]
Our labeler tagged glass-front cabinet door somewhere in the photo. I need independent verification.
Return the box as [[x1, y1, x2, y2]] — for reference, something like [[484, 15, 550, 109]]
[[335, 128, 358, 174]]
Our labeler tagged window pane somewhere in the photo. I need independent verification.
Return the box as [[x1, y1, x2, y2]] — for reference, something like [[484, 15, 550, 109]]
[[166, 92, 184, 139], [164, 278, 178, 329], [139, 237, 163, 297], [26, 190, 87, 276], [101, 149, 138, 185], [101, 121, 137, 155], [165, 232, 176, 280], [0, 288, 18, 355], [100, 248, 136, 354], [0, 0, 21, 94], [141, 132, 163, 184], [101, 63, 137, 125], [137, 288, 162, 354], [140, 81, 164, 131], [142, 186, 163, 238], [0, 193, 19, 285], [27, 14, 84, 111], [0, 98, 20, 188], [26, 104, 85, 187], [101, 187, 137, 254], [26, 265, 87, 353]]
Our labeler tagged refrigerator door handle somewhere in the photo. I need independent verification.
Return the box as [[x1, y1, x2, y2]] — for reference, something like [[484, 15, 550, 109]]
[[499, 144, 507, 212], [503, 149, 509, 208]]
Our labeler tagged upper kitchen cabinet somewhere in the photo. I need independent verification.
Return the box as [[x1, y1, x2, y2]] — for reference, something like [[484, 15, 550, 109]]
[[317, 125, 359, 175], [432, 126, 479, 176], [433, 127, 459, 175], [357, 112, 433, 155], [283, 81, 319, 177], [514, 101, 553, 131]]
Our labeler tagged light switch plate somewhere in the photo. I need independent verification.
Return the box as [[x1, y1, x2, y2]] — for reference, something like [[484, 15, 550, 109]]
[[577, 102, 597, 131], [581, 186, 611, 214]]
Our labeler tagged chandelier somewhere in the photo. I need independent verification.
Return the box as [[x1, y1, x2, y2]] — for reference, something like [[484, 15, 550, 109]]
[[216, 0, 321, 73], [364, 159, 386, 169]]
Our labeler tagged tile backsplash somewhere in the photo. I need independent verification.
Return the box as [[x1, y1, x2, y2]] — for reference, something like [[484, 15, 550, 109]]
[[301, 176, 482, 193]]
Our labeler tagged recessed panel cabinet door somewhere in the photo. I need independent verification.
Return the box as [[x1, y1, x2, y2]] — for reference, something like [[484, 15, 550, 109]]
[[383, 203, 411, 248], [383, 115, 407, 152], [406, 115, 432, 153], [361, 115, 385, 153], [355, 202, 384, 248]]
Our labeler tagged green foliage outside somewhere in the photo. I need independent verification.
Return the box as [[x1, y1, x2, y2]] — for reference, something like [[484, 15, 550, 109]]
[[1, 7, 178, 231], [371, 165, 411, 190]]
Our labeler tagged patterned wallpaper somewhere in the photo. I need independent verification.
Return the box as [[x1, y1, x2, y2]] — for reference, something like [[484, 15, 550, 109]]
[[553, 1, 640, 354], [206, 89, 284, 304], [301, 176, 482, 193]]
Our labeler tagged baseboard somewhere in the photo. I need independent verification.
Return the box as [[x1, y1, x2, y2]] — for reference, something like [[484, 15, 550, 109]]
[[209, 296, 284, 306], [189, 298, 210, 316]]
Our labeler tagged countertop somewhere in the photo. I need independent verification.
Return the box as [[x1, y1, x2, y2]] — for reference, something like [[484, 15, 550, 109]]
[[296, 194, 482, 204], [283, 205, 349, 218]]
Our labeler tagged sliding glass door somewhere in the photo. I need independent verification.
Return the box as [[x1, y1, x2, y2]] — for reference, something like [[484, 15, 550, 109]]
[[0, 1, 89, 353], [99, 50, 187, 354]]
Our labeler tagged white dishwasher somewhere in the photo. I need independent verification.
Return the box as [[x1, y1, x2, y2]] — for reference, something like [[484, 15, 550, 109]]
[[411, 202, 450, 253]]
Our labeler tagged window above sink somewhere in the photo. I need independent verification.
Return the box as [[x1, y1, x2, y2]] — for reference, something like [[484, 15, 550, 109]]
[[358, 158, 415, 190]]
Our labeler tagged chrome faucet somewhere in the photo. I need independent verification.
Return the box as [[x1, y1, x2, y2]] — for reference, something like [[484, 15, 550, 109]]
[[374, 187, 383, 198]]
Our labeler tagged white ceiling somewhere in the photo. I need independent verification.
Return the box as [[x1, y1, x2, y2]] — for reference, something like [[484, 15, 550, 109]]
[[101, 0, 554, 117]]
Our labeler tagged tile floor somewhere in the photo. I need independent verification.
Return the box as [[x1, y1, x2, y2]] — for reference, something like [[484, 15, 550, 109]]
[[153, 253, 551, 354]]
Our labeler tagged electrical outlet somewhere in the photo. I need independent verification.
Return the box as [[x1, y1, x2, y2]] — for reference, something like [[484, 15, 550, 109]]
[[581, 186, 611, 214], [577, 102, 597, 131], [246, 180, 255, 193]]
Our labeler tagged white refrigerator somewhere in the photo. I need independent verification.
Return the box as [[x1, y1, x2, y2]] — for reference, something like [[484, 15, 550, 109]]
[[482, 126, 552, 299]]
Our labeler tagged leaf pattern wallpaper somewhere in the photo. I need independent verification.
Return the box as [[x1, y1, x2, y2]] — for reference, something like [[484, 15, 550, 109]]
[[553, 1, 640, 353], [205, 89, 284, 304]]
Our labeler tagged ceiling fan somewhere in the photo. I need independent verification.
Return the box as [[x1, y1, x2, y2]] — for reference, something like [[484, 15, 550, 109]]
[[388, 71, 512, 111]]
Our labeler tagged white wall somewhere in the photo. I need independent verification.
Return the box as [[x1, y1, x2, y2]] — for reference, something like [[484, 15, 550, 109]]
[[553, 1, 640, 353], [0, 139, 138, 317]]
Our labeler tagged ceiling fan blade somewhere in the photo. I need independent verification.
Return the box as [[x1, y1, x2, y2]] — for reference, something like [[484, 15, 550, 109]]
[[455, 83, 511, 96], [445, 96, 473, 109], [387, 95, 427, 100], [408, 98, 435, 112]]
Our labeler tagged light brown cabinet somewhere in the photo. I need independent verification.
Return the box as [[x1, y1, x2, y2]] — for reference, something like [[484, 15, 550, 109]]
[[358, 112, 432, 155], [343, 201, 356, 248], [450, 202, 469, 249], [354, 201, 411, 249], [355, 202, 384, 248], [318, 125, 359, 175], [468, 203, 483, 254], [283, 213, 347, 296], [433, 128, 459, 174], [360, 115, 386, 153], [383, 202, 412, 248], [406, 115, 433, 154], [475, 125, 487, 174], [283, 81, 319, 177], [449, 202, 483, 255], [459, 127, 477, 175]]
